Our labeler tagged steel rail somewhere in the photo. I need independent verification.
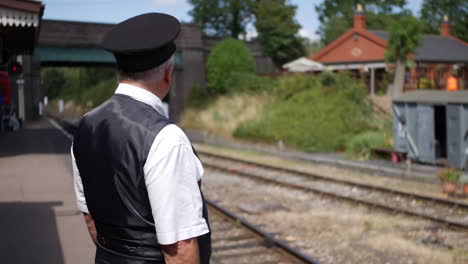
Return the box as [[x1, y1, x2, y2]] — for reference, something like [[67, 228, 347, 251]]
[[198, 150, 468, 210], [202, 158, 468, 230], [206, 198, 322, 264]]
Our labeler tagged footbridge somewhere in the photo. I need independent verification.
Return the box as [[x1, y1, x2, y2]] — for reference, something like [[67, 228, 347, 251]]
[[12, 19, 273, 122], [32, 19, 203, 120]]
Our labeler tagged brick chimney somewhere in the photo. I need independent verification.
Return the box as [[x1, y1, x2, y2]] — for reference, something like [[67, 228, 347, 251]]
[[353, 4, 366, 30], [440, 15, 451, 37]]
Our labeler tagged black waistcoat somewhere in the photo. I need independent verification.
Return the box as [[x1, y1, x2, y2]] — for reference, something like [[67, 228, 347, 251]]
[[73, 94, 211, 264]]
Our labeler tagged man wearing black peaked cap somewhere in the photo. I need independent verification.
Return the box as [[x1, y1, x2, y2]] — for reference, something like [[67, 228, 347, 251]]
[[71, 13, 211, 264]]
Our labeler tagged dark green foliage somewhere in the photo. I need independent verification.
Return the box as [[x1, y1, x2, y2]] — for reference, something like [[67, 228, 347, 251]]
[[41, 68, 66, 99], [206, 38, 255, 94], [41, 67, 117, 109], [188, 0, 253, 38], [319, 12, 413, 44], [317, 16, 350, 46], [300, 38, 324, 56], [385, 16, 424, 62], [315, 0, 409, 44], [437, 167, 461, 183], [186, 84, 211, 109], [385, 16, 424, 97], [234, 72, 374, 152], [81, 75, 117, 107], [316, 0, 407, 22], [254, 0, 305, 67], [188, 0, 305, 66], [223, 72, 276, 94], [346, 131, 386, 159], [421, 0, 468, 42]]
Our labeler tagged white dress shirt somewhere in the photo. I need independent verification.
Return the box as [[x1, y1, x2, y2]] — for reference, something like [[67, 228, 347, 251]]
[[71, 83, 209, 245]]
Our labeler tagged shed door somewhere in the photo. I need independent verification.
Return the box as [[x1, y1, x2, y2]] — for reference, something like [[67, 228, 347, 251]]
[[416, 104, 435, 164], [447, 105, 462, 168]]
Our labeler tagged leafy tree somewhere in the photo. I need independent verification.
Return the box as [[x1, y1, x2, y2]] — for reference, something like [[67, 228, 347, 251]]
[[42, 68, 66, 99], [421, 0, 468, 42], [300, 38, 324, 56], [315, 0, 408, 44], [188, 0, 253, 38], [385, 16, 424, 98], [206, 38, 255, 94], [254, 0, 305, 67], [81, 67, 116, 88]]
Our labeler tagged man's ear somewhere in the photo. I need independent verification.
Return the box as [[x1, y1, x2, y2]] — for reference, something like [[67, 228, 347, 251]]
[[164, 63, 174, 84]]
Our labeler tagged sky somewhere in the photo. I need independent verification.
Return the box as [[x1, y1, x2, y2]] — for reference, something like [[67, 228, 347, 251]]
[[40, 0, 424, 41]]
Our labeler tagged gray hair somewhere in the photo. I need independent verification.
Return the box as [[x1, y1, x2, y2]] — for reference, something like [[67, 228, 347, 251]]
[[119, 55, 174, 85]]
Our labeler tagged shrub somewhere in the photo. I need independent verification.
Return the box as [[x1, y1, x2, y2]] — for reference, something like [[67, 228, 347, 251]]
[[234, 73, 373, 152], [206, 38, 255, 94], [41, 68, 66, 99], [437, 167, 461, 183], [186, 84, 211, 109], [223, 72, 276, 94], [346, 131, 386, 160], [84, 77, 118, 107]]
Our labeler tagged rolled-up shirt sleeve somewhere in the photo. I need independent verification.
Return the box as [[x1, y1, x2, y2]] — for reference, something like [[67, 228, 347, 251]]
[[71, 144, 89, 213], [144, 125, 209, 245]]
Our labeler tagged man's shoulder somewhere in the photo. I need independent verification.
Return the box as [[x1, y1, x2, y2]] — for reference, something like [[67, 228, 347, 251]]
[[80, 97, 115, 121], [154, 124, 192, 149]]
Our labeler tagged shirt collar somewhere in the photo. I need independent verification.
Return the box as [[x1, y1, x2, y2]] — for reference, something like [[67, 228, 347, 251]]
[[115, 83, 168, 117]]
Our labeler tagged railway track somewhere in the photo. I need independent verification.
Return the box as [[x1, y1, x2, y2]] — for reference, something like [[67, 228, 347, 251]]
[[207, 199, 321, 264], [199, 151, 468, 230], [53, 117, 468, 262], [54, 118, 322, 263]]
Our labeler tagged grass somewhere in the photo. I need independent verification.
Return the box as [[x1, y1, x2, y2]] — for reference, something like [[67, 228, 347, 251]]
[[181, 71, 395, 158], [180, 93, 270, 139]]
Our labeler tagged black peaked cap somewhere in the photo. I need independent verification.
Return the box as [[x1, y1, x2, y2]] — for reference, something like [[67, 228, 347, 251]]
[[102, 13, 180, 73]]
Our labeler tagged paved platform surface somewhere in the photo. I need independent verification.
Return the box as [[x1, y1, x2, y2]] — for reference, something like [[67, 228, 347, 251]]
[[0, 119, 94, 263], [186, 131, 440, 183]]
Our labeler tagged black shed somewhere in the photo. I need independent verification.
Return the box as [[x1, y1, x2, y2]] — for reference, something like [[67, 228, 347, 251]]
[[393, 90, 468, 169]]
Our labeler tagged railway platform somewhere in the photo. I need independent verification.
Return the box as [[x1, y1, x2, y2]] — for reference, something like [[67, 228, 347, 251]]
[[0, 119, 94, 263]]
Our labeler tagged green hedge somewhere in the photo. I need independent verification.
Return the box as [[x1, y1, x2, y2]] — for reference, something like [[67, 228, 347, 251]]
[[223, 72, 276, 94], [345, 131, 387, 159]]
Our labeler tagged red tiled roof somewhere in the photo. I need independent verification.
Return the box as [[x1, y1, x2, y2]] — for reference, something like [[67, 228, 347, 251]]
[[310, 28, 387, 61]]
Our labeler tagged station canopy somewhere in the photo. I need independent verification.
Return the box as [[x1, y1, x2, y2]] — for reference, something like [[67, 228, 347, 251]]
[[283, 57, 324, 72], [324, 62, 388, 71], [0, 6, 40, 27], [0, 0, 44, 56]]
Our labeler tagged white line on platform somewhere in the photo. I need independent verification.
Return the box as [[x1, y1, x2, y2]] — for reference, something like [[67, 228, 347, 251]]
[[47, 117, 73, 140]]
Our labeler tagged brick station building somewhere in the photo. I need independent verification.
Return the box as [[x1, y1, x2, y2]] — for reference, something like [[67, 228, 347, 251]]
[[310, 6, 468, 93]]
